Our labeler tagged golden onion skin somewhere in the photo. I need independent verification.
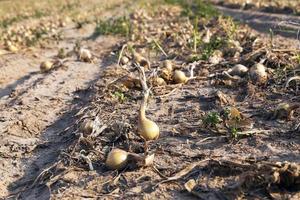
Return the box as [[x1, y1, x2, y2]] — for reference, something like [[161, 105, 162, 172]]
[[250, 63, 267, 84], [138, 117, 160, 140], [40, 61, 53, 73], [79, 119, 94, 135], [162, 60, 173, 72], [105, 149, 128, 170], [173, 70, 188, 84], [138, 91, 159, 141]]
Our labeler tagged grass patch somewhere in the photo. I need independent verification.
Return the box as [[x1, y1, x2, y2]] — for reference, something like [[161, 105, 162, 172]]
[[219, 17, 239, 40], [201, 37, 225, 60], [164, 0, 218, 19], [93, 17, 130, 38]]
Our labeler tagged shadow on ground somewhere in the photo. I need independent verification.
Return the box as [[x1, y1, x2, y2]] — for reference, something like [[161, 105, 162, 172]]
[[0, 72, 39, 99]]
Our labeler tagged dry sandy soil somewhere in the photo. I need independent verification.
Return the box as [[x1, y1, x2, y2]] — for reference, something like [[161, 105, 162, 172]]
[[0, 0, 299, 199]]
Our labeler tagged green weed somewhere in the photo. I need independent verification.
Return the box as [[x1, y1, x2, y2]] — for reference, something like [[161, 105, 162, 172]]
[[93, 17, 130, 37], [113, 91, 127, 103], [188, 54, 202, 62], [230, 127, 239, 139], [201, 36, 225, 60], [219, 17, 238, 40], [203, 111, 221, 128], [164, 0, 218, 19]]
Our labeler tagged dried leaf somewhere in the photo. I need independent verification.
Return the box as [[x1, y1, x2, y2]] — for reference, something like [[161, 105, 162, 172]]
[[215, 91, 232, 105], [144, 154, 155, 167], [229, 107, 241, 119], [226, 119, 254, 130], [113, 174, 122, 185], [128, 186, 142, 194], [169, 162, 198, 181], [154, 159, 209, 188], [268, 188, 291, 200], [110, 187, 120, 194], [184, 179, 196, 192]]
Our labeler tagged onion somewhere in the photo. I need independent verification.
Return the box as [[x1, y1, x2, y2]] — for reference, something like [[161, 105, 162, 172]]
[[120, 56, 129, 65], [79, 48, 92, 62], [160, 68, 172, 81], [106, 149, 128, 170], [151, 77, 166, 86], [209, 50, 223, 64], [162, 60, 173, 72], [133, 52, 149, 69], [79, 119, 94, 135], [228, 39, 243, 53], [7, 43, 18, 53], [173, 70, 188, 84], [40, 61, 53, 73], [249, 63, 267, 84], [227, 64, 248, 77], [122, 74, 141, 89], [138, 90, 159, 141]]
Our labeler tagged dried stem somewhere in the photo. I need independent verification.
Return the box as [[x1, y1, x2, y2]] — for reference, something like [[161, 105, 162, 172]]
[[285, 75, 300, 88], [153, 39, 168, 57], [136, 64, 149, 92], [117, 44, 127, 66], [79, 153, 94, 171]]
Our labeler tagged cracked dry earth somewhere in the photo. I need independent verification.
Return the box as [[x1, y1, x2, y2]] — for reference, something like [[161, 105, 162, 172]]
[[0, 1, 300, 200]]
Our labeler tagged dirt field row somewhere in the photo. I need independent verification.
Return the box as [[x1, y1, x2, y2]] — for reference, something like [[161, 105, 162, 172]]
[[210, 0, 300, 15]]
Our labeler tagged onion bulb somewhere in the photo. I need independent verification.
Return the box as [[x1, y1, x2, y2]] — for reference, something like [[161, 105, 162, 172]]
[[228, 39, 243, 53], [40, 61, 53, 73], [7, 43, 18, 53], [105, 149, 128, 170], [173, 70, 188, 84], [151, 77, 166, 86], [162, 60, 173, 72], [227, 64, 248, 77], [138, 90, 159, 141], [277, 103, 290, 112], [160, 68, 172, 81], [57, 48, 66, 59], [133, 51, 149, 69], [121, 74, 141, 89], [79, 48, 92, 62], [120, 56, 129, 65], [272, 103, 299, 120], [249, 63, 267, 84], [79, 119, 94, 135], [209, 50, 223, 64]]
